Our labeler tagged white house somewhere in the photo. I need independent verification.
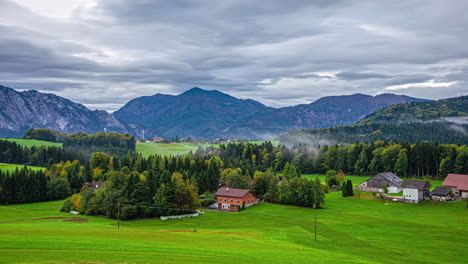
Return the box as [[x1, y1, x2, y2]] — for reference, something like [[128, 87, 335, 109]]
[[402, 180, 430, 203]]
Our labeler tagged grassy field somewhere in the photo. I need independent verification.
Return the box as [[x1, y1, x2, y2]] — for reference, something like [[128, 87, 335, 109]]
[[0, 163, 45, 172], [136, 141, 280, 156], [0, 138, 62, 148], [0, 193, 466, 263]]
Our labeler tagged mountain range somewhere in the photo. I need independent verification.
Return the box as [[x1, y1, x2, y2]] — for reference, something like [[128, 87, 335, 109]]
[[279, 95, 468, 145], [0, 84, 433, 139]]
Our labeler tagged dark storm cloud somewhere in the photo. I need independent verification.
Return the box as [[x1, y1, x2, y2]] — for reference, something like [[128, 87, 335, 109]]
[[0, 0, 467, 110]]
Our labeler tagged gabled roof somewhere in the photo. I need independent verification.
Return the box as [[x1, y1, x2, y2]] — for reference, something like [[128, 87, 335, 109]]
[[442, 174, 468, 191], [402, 180, 429, 190], [215, 187, 251, 198], [377, 172, 403, 187], [430, 187, 452, 196]]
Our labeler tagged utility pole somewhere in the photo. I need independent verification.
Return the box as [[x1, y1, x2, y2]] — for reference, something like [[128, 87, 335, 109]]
[[314, 215, 317, 241], [117, 201, 120, 230]]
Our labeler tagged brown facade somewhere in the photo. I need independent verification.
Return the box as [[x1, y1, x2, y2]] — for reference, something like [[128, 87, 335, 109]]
[[217, 191, 258, 211]]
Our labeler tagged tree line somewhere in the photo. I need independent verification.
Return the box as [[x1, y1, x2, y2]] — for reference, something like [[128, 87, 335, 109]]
[[63, 132, 136, 156], [197, 141, 468, 179], [0, 140, 87, 167]]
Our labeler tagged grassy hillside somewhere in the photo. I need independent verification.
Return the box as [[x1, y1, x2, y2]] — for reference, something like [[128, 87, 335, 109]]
[[1, 138, 62, 148], [359, 95, 468, 124], [0, 163, 45, 172], [0, 192, 466, 263]]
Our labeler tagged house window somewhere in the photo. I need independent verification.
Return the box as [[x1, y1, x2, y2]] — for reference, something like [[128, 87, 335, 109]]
[[238, 200, 240, 203], [231, 200, 233, 202]]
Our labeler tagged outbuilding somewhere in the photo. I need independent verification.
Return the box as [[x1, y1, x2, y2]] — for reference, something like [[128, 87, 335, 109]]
[[430, 187, 453, 201], [356, 172, 403, 193]]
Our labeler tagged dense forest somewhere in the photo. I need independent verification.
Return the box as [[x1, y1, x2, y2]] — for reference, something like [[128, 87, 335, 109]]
[[359, 95, 468, 123], [198, 141, 468, 178], [0, 140, 87, 167], [0, 165, 78, 204], [279, 121, 468, 145], [63, 132, 136, 156]]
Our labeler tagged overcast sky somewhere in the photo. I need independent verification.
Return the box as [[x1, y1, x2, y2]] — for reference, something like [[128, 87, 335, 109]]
[[1, 0, 467, 111]]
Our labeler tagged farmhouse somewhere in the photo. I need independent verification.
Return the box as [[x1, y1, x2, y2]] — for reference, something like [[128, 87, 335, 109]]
[[356, 172, 403, 193], [442, 174, 468, 198], [215, 187, 259, 211], [401, 180, 430, 203], [152, 137, 164, 142], [430, 187, 453, 201]]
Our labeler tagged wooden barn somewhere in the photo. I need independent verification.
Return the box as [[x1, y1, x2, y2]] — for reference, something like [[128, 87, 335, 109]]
[[215, 187, 259, 211], [356, 172, 403, 193]]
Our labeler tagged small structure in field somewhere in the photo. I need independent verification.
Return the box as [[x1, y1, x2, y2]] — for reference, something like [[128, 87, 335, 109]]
[[152, 137, 165, 142], [82, 181, 105, 189], [442, 174, 468, 198], [401, 180, 430, 203], [356, 172, 402, 193], [215, 187, 259, 211], [430, 187, 453, 201]]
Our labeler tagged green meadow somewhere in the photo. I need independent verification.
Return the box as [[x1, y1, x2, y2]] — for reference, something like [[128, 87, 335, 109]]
[[0, 192, 466, 263], [0, 163, 45, 172], [1, 138, 63, 148], [136, 141, 279, 156]]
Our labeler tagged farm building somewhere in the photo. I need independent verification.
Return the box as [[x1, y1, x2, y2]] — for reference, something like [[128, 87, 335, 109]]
[[356, 172, 403, 193], [215, 187, 259, 211], [442, 174, 468, 198], [430, 187, 453, 201], [401, 180, 430, 203], [152, 137, 165, 142]]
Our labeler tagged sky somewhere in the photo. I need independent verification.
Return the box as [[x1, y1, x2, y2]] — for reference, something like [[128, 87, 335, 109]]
[[0, 0, 467, 111]]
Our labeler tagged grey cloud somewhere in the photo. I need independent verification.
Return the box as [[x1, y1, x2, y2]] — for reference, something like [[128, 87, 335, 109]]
[[0, 0, 467, 110]]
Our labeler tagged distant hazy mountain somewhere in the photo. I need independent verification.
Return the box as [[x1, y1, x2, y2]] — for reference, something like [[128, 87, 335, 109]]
[[114, 87, 270, 139], [0, 85, 151, 138], [219, 93, 429, 139], [279, 95, 468, 145], [0, 84, 434, 140]]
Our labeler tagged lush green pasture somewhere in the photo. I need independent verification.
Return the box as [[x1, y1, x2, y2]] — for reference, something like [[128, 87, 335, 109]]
[[136, 142, 204, 156], [1, 192, 466, 263], [136, 141, 279, 156], [1, 138, 62, 148], [0, 163, 45, 172]]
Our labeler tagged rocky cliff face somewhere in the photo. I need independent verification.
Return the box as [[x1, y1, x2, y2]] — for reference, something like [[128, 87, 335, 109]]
[[0, 85, 151, 138]]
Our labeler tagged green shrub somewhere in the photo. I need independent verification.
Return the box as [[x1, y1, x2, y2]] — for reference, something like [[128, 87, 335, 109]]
[[61, 198, 73, 212]]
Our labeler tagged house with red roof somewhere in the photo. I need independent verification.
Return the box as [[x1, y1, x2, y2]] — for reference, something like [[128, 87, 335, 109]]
[[215, 187, 259, 211], [442, 174, 468, 198]]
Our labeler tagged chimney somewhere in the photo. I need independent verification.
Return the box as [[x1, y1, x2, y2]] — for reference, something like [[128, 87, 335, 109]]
[[226, 187, 229, 192]]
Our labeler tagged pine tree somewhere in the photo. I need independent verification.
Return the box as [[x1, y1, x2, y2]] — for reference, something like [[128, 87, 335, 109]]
[[342, 180, 348, 197], [346, 179, 354, 196]]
